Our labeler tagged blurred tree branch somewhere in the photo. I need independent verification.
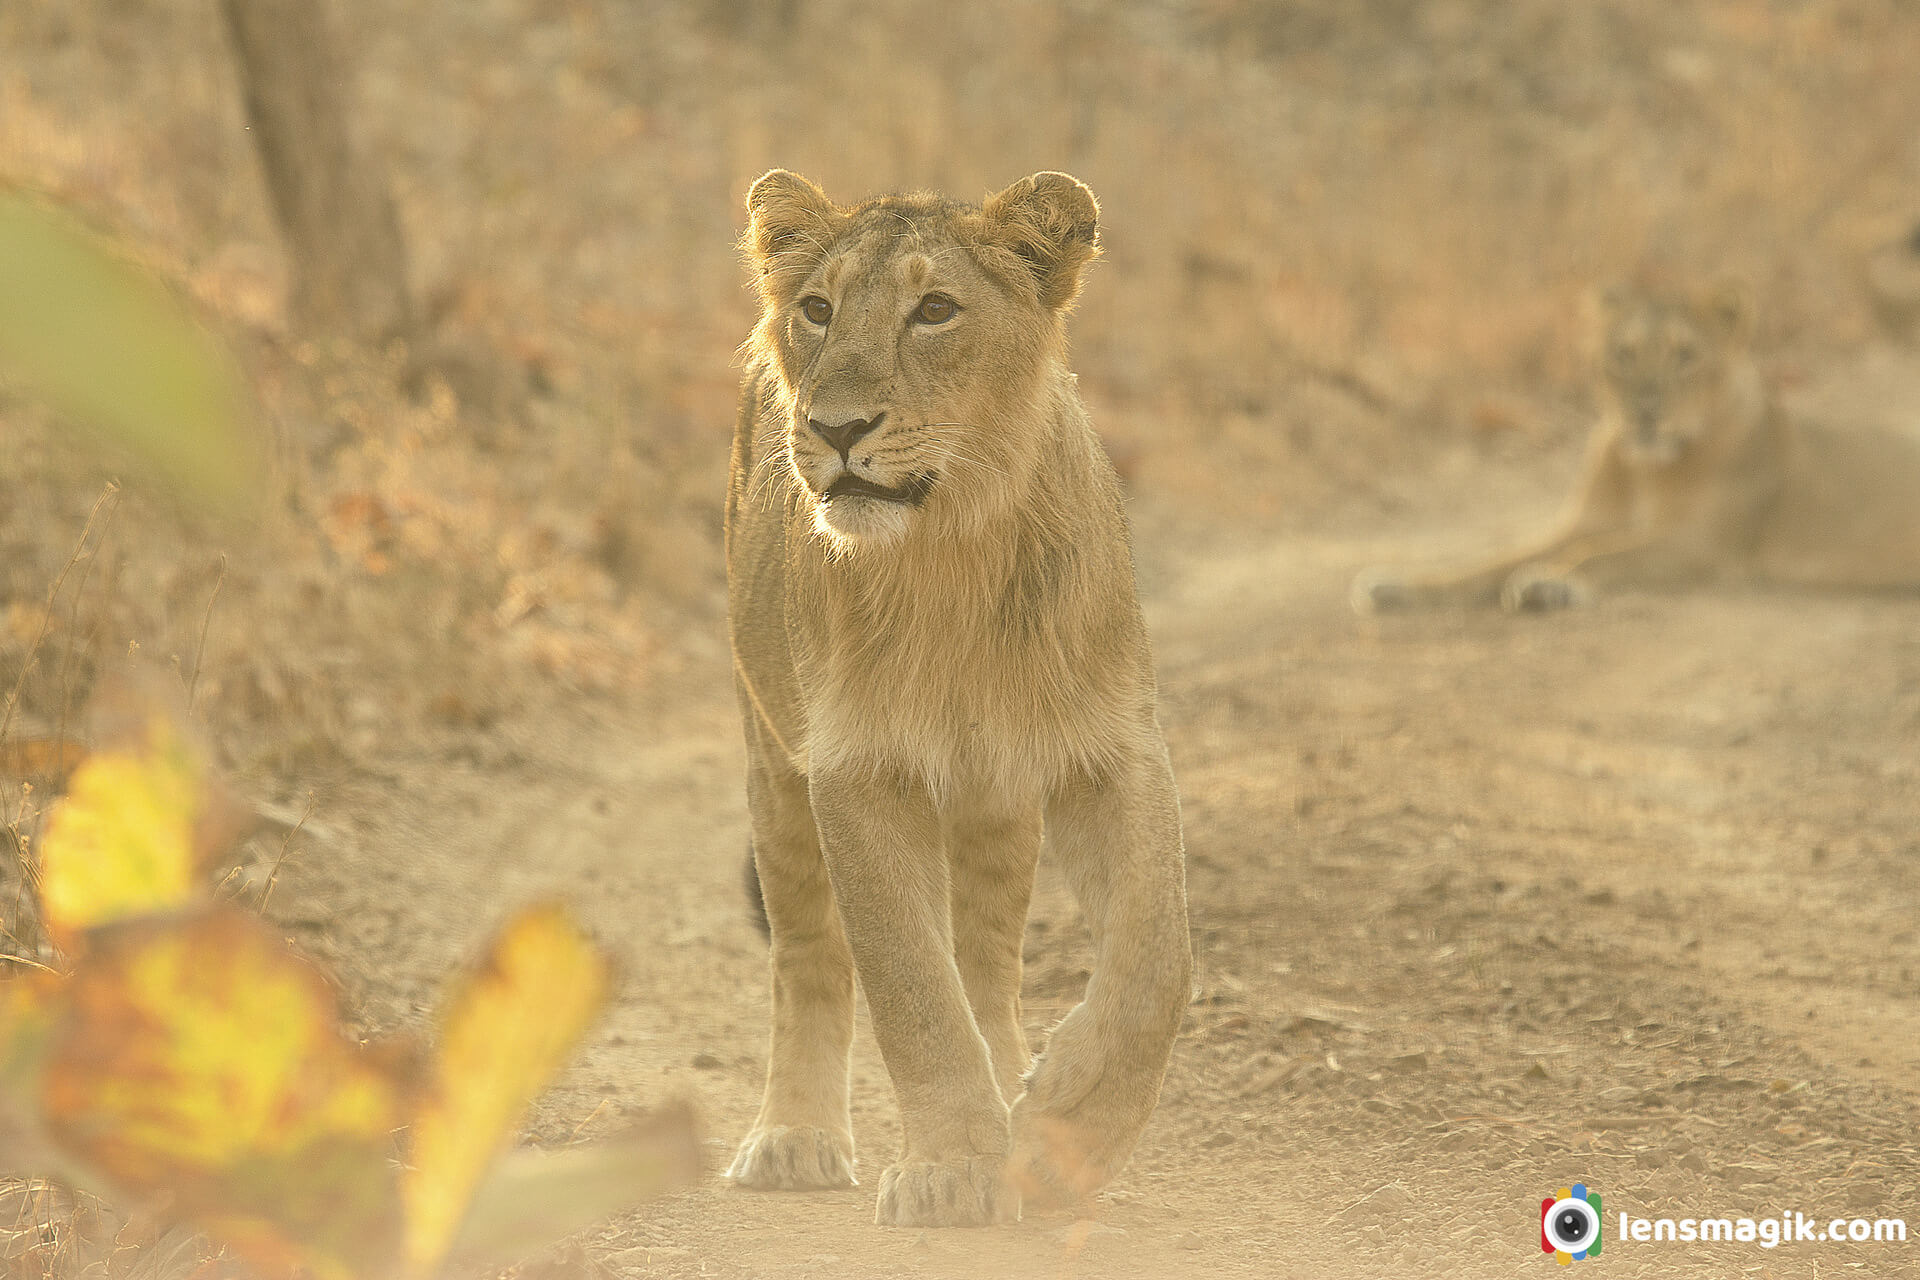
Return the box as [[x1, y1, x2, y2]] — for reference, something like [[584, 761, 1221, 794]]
[[218, 0, 414, 347]]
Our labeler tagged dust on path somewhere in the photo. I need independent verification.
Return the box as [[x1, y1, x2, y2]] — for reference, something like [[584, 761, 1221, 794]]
[[281, 504, 1920, 1279]]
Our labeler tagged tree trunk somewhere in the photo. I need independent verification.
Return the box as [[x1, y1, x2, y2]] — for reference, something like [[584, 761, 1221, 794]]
[[219, 0, 413, 346]]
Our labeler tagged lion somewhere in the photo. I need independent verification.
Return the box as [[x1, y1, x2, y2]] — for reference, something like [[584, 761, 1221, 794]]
[[1351, 281, 1920, 614], [722, 169, 1192, 1228]]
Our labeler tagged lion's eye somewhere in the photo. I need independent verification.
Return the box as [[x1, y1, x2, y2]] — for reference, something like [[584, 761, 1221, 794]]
[[914, 294, 958, 325], [801, 296, 832, 326], [1672, 342, 1698, 368]]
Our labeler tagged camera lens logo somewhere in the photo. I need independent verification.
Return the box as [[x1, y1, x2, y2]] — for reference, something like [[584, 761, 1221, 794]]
[[1540, 1184, 1603, 1264]]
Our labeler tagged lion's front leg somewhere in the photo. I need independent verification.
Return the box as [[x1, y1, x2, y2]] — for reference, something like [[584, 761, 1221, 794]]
[[727, 727, 858, 1192], [1355, 425, 1638, 615], [1500, 527, 1666, 612], [947, 804, 1043, 1104], [1016, 740, 1191, 1211], [811, 766, 1016, 1228]]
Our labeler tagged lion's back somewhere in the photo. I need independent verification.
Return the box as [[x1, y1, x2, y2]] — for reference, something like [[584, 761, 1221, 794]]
[[1764, 350, 1920, 587]]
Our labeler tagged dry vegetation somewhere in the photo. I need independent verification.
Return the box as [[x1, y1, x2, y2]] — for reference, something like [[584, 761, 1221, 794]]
[[5, 1, 1920, 1277], [4, 0, 1917, 758]]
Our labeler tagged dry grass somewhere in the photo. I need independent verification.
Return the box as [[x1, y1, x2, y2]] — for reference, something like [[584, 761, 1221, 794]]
[[1, 1180, 222, 1280]]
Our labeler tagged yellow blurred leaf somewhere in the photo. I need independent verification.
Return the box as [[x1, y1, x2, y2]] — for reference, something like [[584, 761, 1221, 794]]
[[87, 669, 260, 870], [0, 195, 258, 511], [39, 909, 410, 1280], [402, 903, 610, 1276], [36, 709, 203, 947]]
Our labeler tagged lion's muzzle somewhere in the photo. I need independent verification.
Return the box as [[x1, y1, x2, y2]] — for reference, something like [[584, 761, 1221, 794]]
[[824, 471, 936, 506], [809, 411, 887, 461]]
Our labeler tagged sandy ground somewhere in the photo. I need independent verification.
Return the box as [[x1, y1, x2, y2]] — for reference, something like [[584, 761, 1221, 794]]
[[260, 470, 1920, 1280]]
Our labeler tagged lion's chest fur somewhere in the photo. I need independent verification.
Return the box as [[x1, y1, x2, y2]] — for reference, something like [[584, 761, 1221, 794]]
[[788, 520, 1150, 803], [1624, 444, 1775, 552], [1607, 365, 1785, 561]]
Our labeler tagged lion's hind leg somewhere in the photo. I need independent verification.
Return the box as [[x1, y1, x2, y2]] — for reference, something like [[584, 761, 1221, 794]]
[[727, 730, 858, 1191]]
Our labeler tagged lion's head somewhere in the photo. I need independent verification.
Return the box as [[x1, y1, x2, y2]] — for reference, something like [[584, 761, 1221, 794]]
[[742, 169, 1099, 548], [1597, 282, 1754, 467]]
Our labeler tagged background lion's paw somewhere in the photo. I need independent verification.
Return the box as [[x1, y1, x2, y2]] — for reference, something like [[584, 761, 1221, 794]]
[[1502, 567, 1586, 613], [727, 1125, 857, 1190], [874, 1157, 1013, 1227], [1350, 567, 1415, 615]]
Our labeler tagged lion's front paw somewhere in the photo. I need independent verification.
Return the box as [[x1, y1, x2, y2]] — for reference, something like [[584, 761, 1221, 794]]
[[1350, 567, 1415, 615], [875, 1156, 1013, 1227], [727, 1125, 857, 1190], [1502, 567, 1585, 613], [1008, 1036, 1156, 1213], [1008, 1097, 1122, 1212]]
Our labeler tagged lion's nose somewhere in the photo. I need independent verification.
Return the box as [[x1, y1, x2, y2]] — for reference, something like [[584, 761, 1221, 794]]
[[808, 412, 886, 459]]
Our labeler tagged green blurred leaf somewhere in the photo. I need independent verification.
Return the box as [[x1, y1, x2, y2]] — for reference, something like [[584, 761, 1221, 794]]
[[0, 194, 258, 510]]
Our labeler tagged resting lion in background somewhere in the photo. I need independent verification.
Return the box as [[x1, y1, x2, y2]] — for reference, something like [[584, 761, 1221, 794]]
[[723, 169, 1191, 1227], [1352, 282, 1920, 614]]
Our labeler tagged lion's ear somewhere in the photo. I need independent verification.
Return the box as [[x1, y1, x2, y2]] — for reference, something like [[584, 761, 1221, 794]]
[[981, 172, 1101, 311], [744, 169, 843, 296]]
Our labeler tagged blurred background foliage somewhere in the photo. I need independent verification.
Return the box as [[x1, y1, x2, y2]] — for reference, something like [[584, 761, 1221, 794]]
[[0, 0, 1914, 935], [1, 0, 1915, 777], [0, 0, 1912, 759], [0, 0, 1907, 878]]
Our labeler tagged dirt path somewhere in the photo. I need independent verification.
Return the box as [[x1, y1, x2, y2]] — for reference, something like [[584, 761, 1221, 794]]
[[276, 502, 1920, 1279]]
